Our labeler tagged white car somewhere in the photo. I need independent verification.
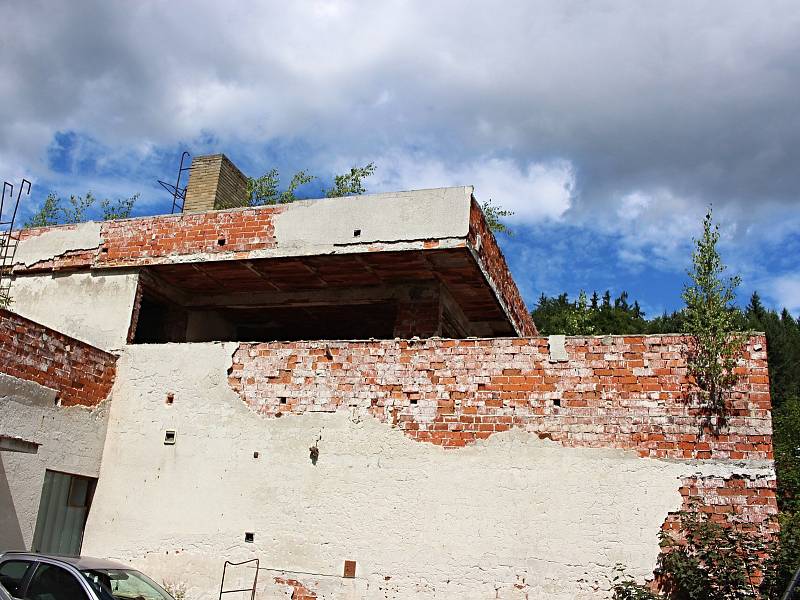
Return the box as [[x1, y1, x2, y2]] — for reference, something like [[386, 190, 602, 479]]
[[0, 553, 174, 600]]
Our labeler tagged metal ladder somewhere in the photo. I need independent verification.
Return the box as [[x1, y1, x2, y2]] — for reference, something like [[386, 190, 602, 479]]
[[0, 179, 30, 306], [218, 558, 259, 600]]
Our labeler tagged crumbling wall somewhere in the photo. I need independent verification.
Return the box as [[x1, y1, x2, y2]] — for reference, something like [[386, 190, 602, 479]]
[[467, 199, 536, 336], [0, 311, 116, 551], [0, 309, 117, 406], [228, 336, 772, 461], [9, 271, 139, 351], [82, 338, 774, 599]]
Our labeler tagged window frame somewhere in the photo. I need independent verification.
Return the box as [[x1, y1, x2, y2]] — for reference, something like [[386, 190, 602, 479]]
[[0, 560, 34, 598], [15, 560, 97, 600]]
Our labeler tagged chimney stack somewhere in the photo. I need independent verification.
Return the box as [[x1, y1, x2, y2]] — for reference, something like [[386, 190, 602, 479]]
[[183, 154, 249, 212]]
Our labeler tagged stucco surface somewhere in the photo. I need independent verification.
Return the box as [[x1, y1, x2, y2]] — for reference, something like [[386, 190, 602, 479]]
[[79, 343, 763, 599], [14, 222, 102, 267], [9, 271, 138, 351], [0, 373, 109, 552], [272, 187, 473, 252]]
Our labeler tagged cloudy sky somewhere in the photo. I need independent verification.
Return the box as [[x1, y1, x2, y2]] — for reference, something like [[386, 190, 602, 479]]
[[1, 1, 799, 315]]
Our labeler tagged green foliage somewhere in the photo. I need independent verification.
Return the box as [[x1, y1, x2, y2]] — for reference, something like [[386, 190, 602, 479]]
[[771, 511, 800, 595], [100, 194, 139, 220], [481, 200, 515, 236], [326, 162, 376, 197], [246, 163, 377, 205], [61, 192, 96, 223], [612, 511, 776, 600], [531, 290, 648, 336], [24, 192, 139, 227], [774, 396, 800, 514], [247, 169, 316, 205], [682, 208, 746, 415], [610, 564, 660, 600], [658, 510, 772, 600], [161, 579, 187, 600], [23, 193, 61, 228]]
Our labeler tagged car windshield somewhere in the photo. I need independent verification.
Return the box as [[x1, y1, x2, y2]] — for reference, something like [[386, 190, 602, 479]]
[[81, 569, 174, 600]]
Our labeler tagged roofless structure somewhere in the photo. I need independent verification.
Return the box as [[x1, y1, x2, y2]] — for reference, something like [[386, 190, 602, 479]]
[[0, 154, 776, 599]]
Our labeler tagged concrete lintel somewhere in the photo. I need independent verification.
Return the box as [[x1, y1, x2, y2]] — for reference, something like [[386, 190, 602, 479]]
[[548, 335, 569, 362], [0, 435, 40, 454]]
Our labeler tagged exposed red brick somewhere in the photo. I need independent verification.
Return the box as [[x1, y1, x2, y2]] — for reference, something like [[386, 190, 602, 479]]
[[13, 207, 282, 272], [228, 334, 772, 460], [98, 208, 281, 267], [467, 199, 537, 336], [0, 309, 116, 407], [274, 577, 317, 600], [663, 474, 779, 537]]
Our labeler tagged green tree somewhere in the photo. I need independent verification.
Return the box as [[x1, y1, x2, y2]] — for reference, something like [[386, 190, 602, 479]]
[[247, 169, 316, 205], [100, 194, 139, 220], [24, 193, 61, 228], [326, 163, 376, 197], [682, 208, 746, 416], [481, 200, 515, 235], [24, 192, 139, 227]]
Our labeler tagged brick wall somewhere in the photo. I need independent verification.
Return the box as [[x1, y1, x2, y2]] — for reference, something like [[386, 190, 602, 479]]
[[0, 309, 116, 406], [13, 207, 281, 271], [664, 475, 778, 536], [98, 207, 280, 267], [228, 334, 772, 460], [467, 199, 537, 336]]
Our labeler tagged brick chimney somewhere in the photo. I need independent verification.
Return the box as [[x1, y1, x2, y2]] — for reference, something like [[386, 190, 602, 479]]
[[183, 154, 249, 212]]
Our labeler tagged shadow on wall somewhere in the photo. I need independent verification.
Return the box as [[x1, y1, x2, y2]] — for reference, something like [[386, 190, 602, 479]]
[[0, 455, 26, 551]]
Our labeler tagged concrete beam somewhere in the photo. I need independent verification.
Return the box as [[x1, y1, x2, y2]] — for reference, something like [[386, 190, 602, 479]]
[[0, 435, 40, 454]]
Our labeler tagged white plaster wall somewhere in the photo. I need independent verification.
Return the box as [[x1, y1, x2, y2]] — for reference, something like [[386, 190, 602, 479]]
[[273, 187, 473, 253], [9, 271, 139, 351], [79, 343, 730, 600], [0, 373, 110, 552]]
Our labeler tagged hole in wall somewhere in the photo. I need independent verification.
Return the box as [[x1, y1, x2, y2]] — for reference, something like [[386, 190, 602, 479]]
[[164, 430, 177, 445], [280, 397, 287, 404], [353, 229, 361, 237], [217, 238, 226, 246], [244, 532, 254, 543], [410, 399, 418, 405], [166, 392, 174, 405], [553, 399, 561, 408]]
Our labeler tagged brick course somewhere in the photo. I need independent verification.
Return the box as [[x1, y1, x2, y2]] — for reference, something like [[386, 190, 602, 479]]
[[468, 199, 537, 336], [0, 309, 116, 406], [663, 474, 779, 536], [228, 334, 772, 460]]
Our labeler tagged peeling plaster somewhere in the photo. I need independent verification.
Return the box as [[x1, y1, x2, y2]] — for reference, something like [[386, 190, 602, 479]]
[[14, 222, 102, 267], [0, 373, 110, 551], [9, 271, 139, 351], [81, 343, 768, 600]]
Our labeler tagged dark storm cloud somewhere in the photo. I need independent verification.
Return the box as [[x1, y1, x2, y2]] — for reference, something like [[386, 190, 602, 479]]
[[1, 1, 798, 308]]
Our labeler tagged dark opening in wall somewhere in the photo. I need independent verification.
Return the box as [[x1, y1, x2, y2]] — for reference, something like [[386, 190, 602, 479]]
[[132, 297, 188, 343], [131, 276, 400, 343]]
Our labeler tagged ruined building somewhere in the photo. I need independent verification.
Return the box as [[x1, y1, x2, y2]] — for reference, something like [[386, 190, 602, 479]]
[[0, 154, 777, 599]]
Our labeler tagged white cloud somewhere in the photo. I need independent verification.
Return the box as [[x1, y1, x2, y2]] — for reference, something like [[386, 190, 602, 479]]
[[1, 0, 799, 214], [1, 0, 799, 293], [764, 274, 800, 315], [363, 152, 574, 222]]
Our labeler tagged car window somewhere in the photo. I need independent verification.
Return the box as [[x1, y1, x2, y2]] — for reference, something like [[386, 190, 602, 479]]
[[0, 561, 33, 597], [24, 563, 89, 600]]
